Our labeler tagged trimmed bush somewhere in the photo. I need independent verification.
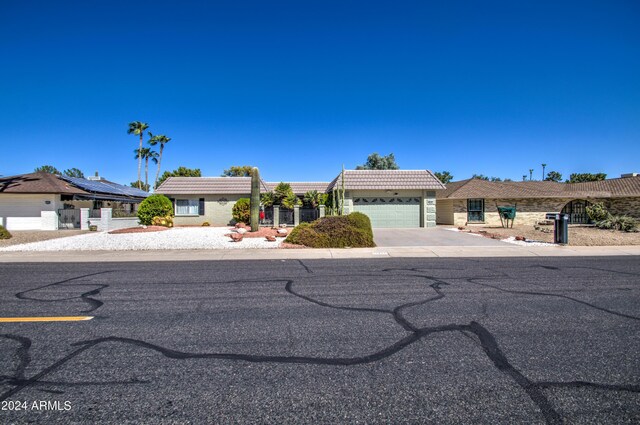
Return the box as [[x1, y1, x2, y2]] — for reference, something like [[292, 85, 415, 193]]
[[285, 212, 375, 248], [0, 225, 12, 239], [586, 202, 609, 222], [232, 198, 251, 224], [137, 194, 174, 226]]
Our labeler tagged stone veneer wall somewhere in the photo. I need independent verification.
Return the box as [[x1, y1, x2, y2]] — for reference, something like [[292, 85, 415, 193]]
[[452, 198, 574, 227], [606, 197, 640, 219]]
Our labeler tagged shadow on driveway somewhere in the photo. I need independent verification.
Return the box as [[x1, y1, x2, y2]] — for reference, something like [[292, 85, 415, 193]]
[[373, 227, 511, 247]]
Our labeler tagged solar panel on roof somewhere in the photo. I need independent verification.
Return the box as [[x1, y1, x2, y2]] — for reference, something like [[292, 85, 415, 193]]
[[60, 176, 148, 198]]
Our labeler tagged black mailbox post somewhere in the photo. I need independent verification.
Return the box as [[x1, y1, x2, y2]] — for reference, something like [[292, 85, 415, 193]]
[[554, 214, 569, 244]]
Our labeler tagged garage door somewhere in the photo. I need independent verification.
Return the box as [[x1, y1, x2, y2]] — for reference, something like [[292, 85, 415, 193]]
[[353, 197, 421, 228]]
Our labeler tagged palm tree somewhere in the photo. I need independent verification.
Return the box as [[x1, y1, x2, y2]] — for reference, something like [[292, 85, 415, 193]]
[[134, 148, 158, 191], [541, 163, 547, 181], [148, 133, 171, 189], [128, 121, 149, 189], [529, 169, 534, 181]]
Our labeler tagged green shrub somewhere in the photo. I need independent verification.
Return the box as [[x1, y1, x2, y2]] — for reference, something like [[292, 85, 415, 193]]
[[232, 198, 251, 224], [285, 214, 375, 248], [281, 193, 301, 209], [0, 225, 12, 239], [261, 191, 275, 207], [137, 194, 174, 225], [586, 202, 610, 222], [596, 215, 638, 232]]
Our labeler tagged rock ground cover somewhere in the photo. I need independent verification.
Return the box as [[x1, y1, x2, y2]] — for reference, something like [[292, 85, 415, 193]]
[[465, 224, 640, 246]]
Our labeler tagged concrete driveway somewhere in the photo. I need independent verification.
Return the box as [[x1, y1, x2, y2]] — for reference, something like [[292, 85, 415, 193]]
[[373, 227, 511, 247]]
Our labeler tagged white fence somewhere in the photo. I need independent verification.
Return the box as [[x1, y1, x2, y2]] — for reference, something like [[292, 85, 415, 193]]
[[1, 208, 139, 231]]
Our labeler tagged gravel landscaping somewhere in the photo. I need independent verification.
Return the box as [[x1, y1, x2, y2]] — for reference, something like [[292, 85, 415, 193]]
[[0, 227, 283, 251], [0, 230, 87, 247]]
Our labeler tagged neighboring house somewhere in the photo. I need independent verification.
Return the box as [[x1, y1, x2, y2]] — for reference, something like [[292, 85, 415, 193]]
[[156, 170, 445, 228], [436, 174, 640, 226], [0, 172, 148, 230]]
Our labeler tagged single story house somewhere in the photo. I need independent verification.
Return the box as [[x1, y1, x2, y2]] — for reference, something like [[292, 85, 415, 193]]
[[0, 172, 149, 230], [436, 174, 640, 226], [155, 169, 445, 228]]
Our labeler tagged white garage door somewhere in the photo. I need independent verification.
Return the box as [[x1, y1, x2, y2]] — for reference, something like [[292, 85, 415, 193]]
[[353, 197, 421, 228]]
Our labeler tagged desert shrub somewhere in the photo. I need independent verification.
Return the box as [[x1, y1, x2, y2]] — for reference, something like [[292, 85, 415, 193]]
[[202, 221, 210, 226], [0, 225, 12, 239], [347, 212, 373, 237], [285, 215, 375, 248], [586, 202, 610, 222], [152, 215, 174, 227], [261, 191, 275, 207], [281, 193, 301, 209], [232, 198, 251, 224], [137, 194, 174, 225], [596, 215, 638, 232]]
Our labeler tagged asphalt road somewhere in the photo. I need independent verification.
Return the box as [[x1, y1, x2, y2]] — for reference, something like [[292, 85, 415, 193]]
[[0, 257, 639, 424]]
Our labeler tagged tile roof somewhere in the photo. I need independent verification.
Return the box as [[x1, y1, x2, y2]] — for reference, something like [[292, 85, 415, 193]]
[[437, 176, 640, 199], [0, 172, 88, 195], [265, 182, 331, 195], [327, 170, 446, 191], [155, 177, 271, 194]]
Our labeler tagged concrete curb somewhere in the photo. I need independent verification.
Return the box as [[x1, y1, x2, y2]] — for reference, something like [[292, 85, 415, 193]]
[[0, 245, 639, 262]]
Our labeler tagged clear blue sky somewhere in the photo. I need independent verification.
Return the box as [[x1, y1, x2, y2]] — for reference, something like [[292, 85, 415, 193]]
[[1, 1, 639, 185]]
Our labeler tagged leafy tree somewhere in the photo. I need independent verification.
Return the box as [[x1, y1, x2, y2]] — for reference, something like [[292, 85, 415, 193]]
[[567, 173, 607, 183], [63, 168, 84, 178], [128, 121, 150, 189], [545, 171, 563, 182], [34, 165, 61, 175], [355, 153, 399, 170], [130, 180, 150, 192], [434, 171, 453, 184], [134, 147, 158, 191], [222, 165, 254, 177], [472, 174, 489, 181], [503, 178, 513, 182], [148, 133, 171, 189], [156, 166, 202, 187], [490, 177, 502, 182], [273, 182, 294, 205], [541, 163, 547, 181], [282, 193, 301, 209], [261, 191, 275, 207], [303, 190, 321, 208], [529, 169, 534, 181]]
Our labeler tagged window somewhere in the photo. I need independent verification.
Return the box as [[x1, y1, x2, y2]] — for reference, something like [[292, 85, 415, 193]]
[[467, 199, 484, 222], [176, 199, 199, 216]]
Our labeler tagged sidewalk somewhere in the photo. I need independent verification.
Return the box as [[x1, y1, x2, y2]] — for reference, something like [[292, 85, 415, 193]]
[[1, 244, 638, 262]]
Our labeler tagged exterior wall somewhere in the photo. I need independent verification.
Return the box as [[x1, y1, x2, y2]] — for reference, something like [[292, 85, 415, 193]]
[[0, 194, 58, 230], [436, 199, 454, 225], [607, 197, 640, 219], [170, 194, 247, 226], [452, 198, 573, 227]]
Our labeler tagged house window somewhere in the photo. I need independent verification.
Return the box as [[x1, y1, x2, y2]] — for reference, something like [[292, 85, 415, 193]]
[[176, 199, 199, 216], [467, 199, 484, 222]]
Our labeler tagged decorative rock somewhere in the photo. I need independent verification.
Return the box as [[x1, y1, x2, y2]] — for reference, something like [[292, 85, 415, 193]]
[[236, 228, 247, 234], [265, 236, 276, 242], [515, 235, 526, 241], [230, 233, 244, 242], [277, 229, 288, 235], [235, 222, 246, 228]]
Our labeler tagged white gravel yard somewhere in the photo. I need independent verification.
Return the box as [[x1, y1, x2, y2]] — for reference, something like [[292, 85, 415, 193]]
[[0, 227, 283, 251]]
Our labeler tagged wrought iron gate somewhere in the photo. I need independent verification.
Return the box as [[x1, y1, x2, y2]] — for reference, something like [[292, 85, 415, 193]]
[[58, 209, 81, 229]]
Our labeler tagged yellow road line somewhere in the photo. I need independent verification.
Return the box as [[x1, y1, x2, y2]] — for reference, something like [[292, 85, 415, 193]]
[[0, 316, 93, 323]]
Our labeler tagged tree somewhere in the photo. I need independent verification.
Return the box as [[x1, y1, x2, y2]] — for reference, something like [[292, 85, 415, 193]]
[[128, 121, 150, 189], [567, 173, 607, 183], [63, 168, 84, 178], [434, 171, 453, 184], [148, 133, 171, 190], [355, 153, 399, 170], [490, 177, 502, 182], [34, 165, 61, 175], [130, 180, 150, 192], [545, 171, 563, 182], [472, 174, 489, 181], [156, 166, 202, 187], [134, 147, 158, 191], [222, 165, 254, 177], [522, 175, 527, 181], [541, 163, 547, 181], [529, 169, 534, 181], [303, 190, 321, 208], [273, 182, 294, 205]]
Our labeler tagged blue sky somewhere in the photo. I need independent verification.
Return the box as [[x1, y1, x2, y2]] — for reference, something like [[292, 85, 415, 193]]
[[1, 1, 639, 185]]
